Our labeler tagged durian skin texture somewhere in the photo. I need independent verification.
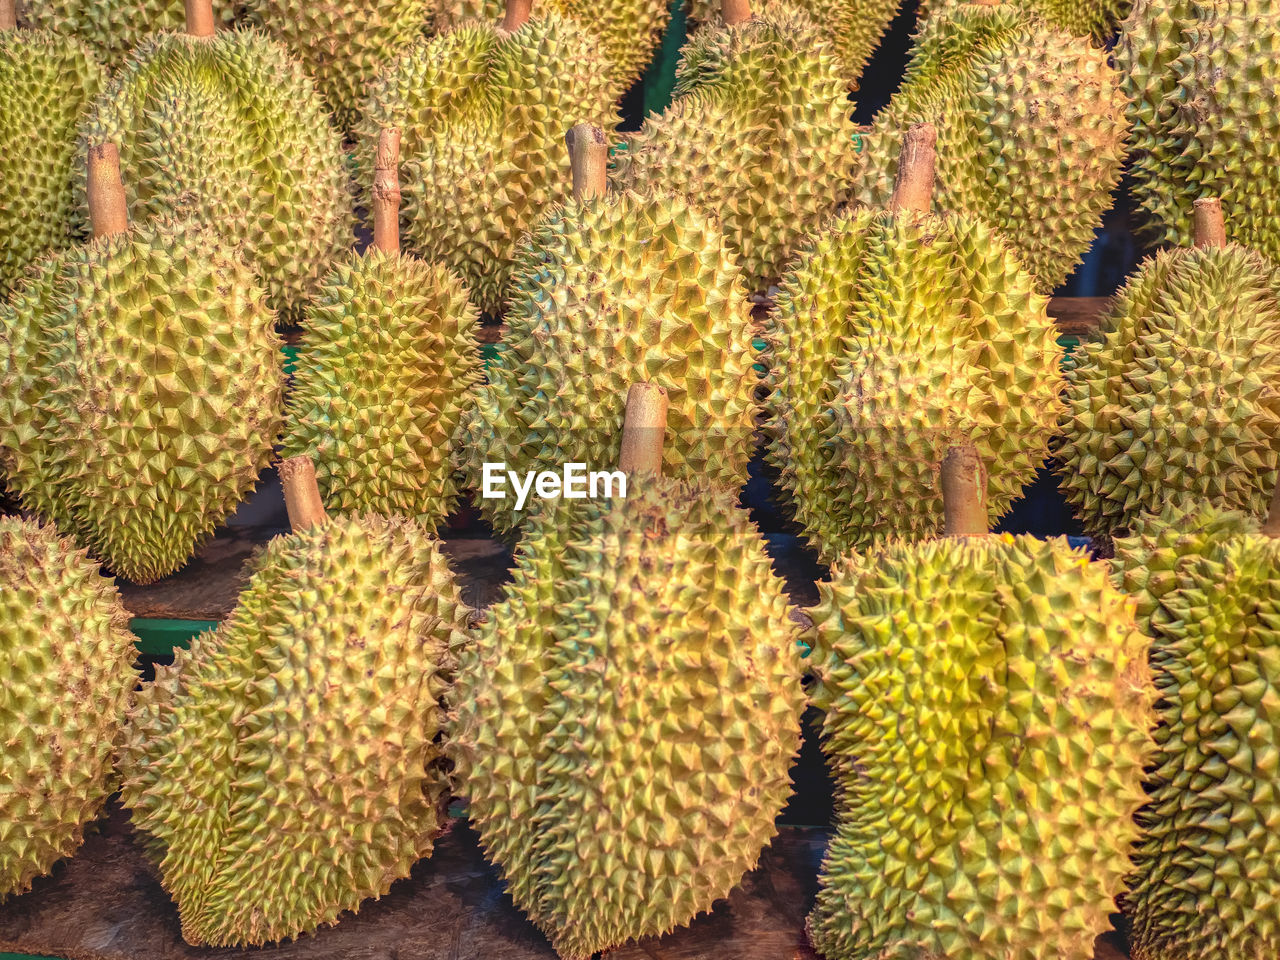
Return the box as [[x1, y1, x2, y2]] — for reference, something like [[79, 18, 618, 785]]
[[280, 250, 482, 525], [121, 515, 470, 947], [1057, 243, 1280, 541], [78, 30, 352, 321], [806, 534, 1154, 960], [612, 5, 860, 289], [854, 3, 1128, 292], [921, 0, 1130, 42], [765, 207, 1063, 562], [1117, 0, 1280, 261], [0, 31, 104, 297], [1113, 506, 1280, 959], [450, 479, 805, 960], [464, 190, 756, 536], [0, 216, 284, 585], [0, 517, 137, 901], [17, 0, 239, 62], [359, 15, 620, 316]]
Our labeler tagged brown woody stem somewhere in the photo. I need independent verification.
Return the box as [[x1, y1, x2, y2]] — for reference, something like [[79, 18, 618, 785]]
[[184, 0, 215, 36], [940, 444, 988, 537], [618, 383, 669, 477], [1192, 197, 1226, 250], [566, 123, 607, 202], [372, 127, 402, 254], [889, 122, 936, 217], [502, 0, 532, 32], [87, 143, 129, 240], [279, 456, 328, 533], [0, 0, 17, 31], [722, 0, 751, 24]]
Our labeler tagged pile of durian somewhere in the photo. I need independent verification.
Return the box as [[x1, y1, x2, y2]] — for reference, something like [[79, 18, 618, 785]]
[[2, 0, 1280, 956]]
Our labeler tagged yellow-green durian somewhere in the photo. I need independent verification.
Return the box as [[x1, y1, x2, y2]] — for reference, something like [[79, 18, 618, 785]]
[[612, 4, 860, 289], [920, 0, 1129, 42], [121, 513, 469, 947], [280, 249, 482, 524], [806, 532, 1153, 960], [16, 0, 240, 62], [0, 30, 104, 297], [450, 478, 804, 960], [0, 517, 136, 900]]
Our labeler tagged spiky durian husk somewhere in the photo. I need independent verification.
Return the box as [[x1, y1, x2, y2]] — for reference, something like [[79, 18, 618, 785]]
[[78, 30, 351, 321], [280, 250, 482, 524], [806, 533, 1153, 960], [17, 0, 240, 62], [612, 5, 859, 289], [1111, 508, 1280, 959], [358, 16, 620, 316], [241, 0, 431, 131], [764, 207, 1063, 561], [121, 515, 469, 947], [0, 216, 283, 584], [463, 190, 756, 536], [450, 479, 804, 960], [1056, 244, 1280, 541], [0, 517, 136, 900], [433, 0, 671, 88], [919, 0, 1129, 41], [1117, 0, 1280, 260], [854, 3, 1127, 292], [0, 31, 104, 298]]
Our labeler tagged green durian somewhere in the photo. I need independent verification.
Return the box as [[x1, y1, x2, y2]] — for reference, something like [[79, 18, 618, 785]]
[[853, 2, 1128, 291], [1113, 504, 1280, 959], [280, 248, 482, 524], [450, 477, 804, 960], [0, 214, 284, 584], [121, 509, 470, 947], [358, 13, 620, 315], [920, 0, 1129, 42], [463, 188, 756, 536], [1056, 239, 1280, 541], [0, 517, 136, 900], [16, 0, 240, 62], [806, 531, 1153, 959], [0, 29, 104, 296], [1116, 0, 1280, 261], [612, 3, 860, 289], [78, 29, 351, 320]]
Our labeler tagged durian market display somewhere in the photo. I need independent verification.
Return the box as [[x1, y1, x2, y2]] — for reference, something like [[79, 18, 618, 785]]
[[465, 123, 756, 535], [0, 517, 137, 900], [1114, 492, 1280, 959], [358, 0, 620, 315], [613, 0, 861, 289], [0, 19, 104, 296], [1057, 198, 1280, 541], [15, 0, 238, 61], [77, 0, 350, 320], [0, 144, 283, 583], [765, 123, 1064, 561], [451, 384, 805, 959], [281, 128, 482, 524], [1117, 0, 1280, 262], [853, 0, 1128, 292], [919, 0, 1128, 42], [805, 445, 1154, 960], [120, 456, 469, 947]]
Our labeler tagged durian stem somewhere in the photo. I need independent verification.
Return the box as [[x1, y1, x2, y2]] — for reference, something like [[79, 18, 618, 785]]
[[0, 0, 16, 31], [279, 456, 329, 533], [1262, 479, 1280, 539], [566, 123, 607, 202], [372, 127, 402, 255], [722, 0, 751, 24], [940, 444, 988, 537], [1193, 197, 1226, 249], [618, 383, 669, 478], [888, 122, 936, 217], [184, 0, 216, 36], [501, 0, 532, 32], [87, 143, 129, 240]]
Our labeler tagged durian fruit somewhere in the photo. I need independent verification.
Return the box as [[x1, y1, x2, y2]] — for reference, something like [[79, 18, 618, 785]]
[[120, 456, 470, 947], [612, 0, 860, 289], [805, 445, 1154, 960], [852, 1, 1128, 292], [0, 144, 284, 583], [451, 387, 805, 959], [77, 0, 351, 320], [358, 0, 621, 315], [919, 0, 1128, 42], [464, 123, 756, 536], [16, 0, 239, 62], [0, 517, 137, 900], [0, 24, 104, 296], [765, 124, 1064, 562], [1116, 0, 1280, 261], [1112, 494, 1280, 958], [432, 0, 671, 89], [280, 129, 482, 523], [1056, 198, 1280, 541]]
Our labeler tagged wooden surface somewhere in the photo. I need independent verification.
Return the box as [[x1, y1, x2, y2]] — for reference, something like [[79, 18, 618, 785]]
[[1048, 296, 1109, 337]]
